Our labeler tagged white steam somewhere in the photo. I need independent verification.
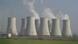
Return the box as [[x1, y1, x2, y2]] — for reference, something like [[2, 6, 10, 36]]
[[42, 8, 56, 19], [63, 14, 70, 20], [23, 0, 40, 19]]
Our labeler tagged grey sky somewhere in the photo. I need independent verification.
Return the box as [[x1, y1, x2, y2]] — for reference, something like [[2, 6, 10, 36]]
[[0, 0, 78, 35]]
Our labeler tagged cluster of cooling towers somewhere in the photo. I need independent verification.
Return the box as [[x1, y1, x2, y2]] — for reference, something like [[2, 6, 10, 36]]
[[7, 15, 72, 38]]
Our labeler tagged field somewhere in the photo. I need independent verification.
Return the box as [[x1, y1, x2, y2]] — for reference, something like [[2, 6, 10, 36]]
[[0, 38, 78, 44]]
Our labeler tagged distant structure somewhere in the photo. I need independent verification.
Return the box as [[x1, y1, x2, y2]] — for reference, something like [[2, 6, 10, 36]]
[[39, 17, 50, 37], [35, 19, 40, 35], [48, 19, 52, 33], [51, 16, 62, 37], [26, 16, 37, 36], [7, 17, 18, 37], [62, 14, 72, 37], [20, 18, 25, 36]]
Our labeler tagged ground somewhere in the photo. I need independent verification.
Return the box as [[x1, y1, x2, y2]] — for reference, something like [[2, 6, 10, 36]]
[[0, 38, 78, 44]]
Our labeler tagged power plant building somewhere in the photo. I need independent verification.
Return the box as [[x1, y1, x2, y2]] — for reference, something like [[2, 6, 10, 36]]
[[20, 18, 26, 36], [62, 14, 72, 37], [7, 16, 18, 36], [35, 19, 40, 35], [51, 16, 62, 37], [26, 16, 37, 36], [6, 14, 73, 38], [39, 17, 50, 36]]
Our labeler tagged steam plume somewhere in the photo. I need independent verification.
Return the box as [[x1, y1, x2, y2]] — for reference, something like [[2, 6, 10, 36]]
[[23, 0, 40, 19], [42, 8, 56, 19]]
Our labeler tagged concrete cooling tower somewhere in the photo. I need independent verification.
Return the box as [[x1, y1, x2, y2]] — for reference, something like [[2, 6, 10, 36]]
[[51, 16, 62, 37], [7, 17, 18, 37], [48, 19, 52, 33], [42, 8, 54, 33], [26, 16, 37, 36], [62, 14, 72, 37], [39, 17, 50, 37], [20, 18, 25, 36], [35, 19, 40, 35]]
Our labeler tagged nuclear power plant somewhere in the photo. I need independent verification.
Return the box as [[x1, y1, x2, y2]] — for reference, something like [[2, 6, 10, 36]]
[[5, 14, 73, 38], [1, 0, 72, 39]]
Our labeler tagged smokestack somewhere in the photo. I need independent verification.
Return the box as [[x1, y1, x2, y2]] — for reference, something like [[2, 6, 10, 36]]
[[51, 16, 62, 37], [62, 14, 72, 37], [26, 16, 37, 36], [20, 18, 25, 36], [39, 17, 50, 37], [7, 17, 18, 36]]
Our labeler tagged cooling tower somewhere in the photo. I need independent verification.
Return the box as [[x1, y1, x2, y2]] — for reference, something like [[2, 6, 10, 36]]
[[7, 17, 18, 36], [48, 19, 52, 33], [26, 16, 37, 36], [35, 19, 40, 34], [51, 16, 62, 37], [39, 17, 50, 36], [20, 18, 25, 36], [62, 15, 72, 37]]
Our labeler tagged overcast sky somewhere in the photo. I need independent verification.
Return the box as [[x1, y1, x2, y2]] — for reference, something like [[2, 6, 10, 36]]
[[0, 0, 78, 35]]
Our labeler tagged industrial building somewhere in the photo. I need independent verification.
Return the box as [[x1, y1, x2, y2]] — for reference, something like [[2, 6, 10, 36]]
[[51, 16, 62, 37], [19, 18, 26, 36], [7, 16, 18, 37], [5, 15, 73, 38], [39, 17, 50, 36], [62, 14, 72, 37], [26, 16, 37, 36]]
